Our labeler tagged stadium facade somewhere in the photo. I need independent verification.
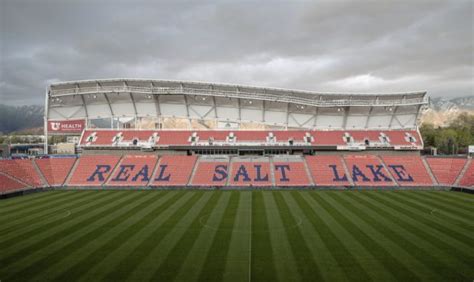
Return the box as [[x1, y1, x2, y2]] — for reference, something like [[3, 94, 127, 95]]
[[0, 79, 473, 195]]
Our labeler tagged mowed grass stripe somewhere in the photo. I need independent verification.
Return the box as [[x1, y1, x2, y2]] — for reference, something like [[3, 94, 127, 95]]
[[367, 192, 474, 262], [129, 192, 214, 281], [197, 191, 241, 282], [262, 192, 300, 281], [330, 192, 440, 281], [273, 192, 324, 281], [249, 191, 278, 282], [149, 192, 223, 281], [143, 192, 222, 281], [0, 191, 85, 224], [1, 191, 144, 279], [419, 191, 474, 212], [0, 191, 103, 236], [221, 191, 251, 282], [319, 192, 420, 281], [350, 191, 474, 280], [439, 191, 474, 203], [291, 191, 362, 281], [75, 191, 189, 282], [12, 191, 161, 281], [173, 192, 231, 282], [398, 191, 474, 226], [103, 192, 204, 282], [0, 190, 78, 212], [0, 191, 123, 257], [37, 191, 166, 281], [307, 192, 395, 281], [387, 192, 474, 246]]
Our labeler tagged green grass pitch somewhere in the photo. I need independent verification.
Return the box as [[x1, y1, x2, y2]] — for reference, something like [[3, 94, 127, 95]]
[[1, 190, 473, 281]]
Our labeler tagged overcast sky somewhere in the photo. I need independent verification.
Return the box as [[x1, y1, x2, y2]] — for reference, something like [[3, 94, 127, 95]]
[[1, 0, 473, 105]]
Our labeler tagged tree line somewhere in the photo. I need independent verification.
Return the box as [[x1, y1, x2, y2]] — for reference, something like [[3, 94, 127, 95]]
[[420, 112, 474, 155]]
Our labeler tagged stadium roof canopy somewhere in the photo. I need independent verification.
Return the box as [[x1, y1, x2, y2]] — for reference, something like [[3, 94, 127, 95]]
[[47, 78, 428, 130]]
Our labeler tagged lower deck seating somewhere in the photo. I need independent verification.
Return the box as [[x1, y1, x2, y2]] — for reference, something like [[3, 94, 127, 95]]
[[0, 154, 472, 192], [305, 155, 351, 186], [108, 155, 158, 186], [151, 155, 197, 186], [344, 155, 394, 186], [190, 159, 230, 186], [273, 161, 311, 186], [426, 158, 467, 186], [0, 159, 44, 187], [35, 157, 77, 186], [381, 155, 432, 186], [458, 161, 474, 187], [229, 160, 272, 186], [0, 173, 28, 193], [68, 155, 122, 186]]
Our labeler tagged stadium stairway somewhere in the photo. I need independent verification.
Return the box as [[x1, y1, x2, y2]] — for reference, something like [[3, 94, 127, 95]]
[[421, 157, 439, 186], [107, 155, 158, 186], [190, 156, 230, 186], [426, 157, 467, 186], [150, 155, 197, 186], [0, 171, 30, 193], [456, 158, 474, 187], [344, 155, 394, 186], [35, 157, 77, 186], [381, 155, 433, 186]]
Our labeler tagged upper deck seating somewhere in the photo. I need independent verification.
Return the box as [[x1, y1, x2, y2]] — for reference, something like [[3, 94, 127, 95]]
[[35, 157, 77, 186], [68, 155, 121, 186], [344, 155, 394, 186], [305, 155, 351, 186], [385, 130, 422, 147], [312, 131, 347, 146], [381, 155, 432, 186], [0, 159, 44, 187], [156, 131, 193, 146], [190, 157, 230, 186], [108, 155, 158, 186], [151, 155, 197, 186], [458, 161, 474, 187], [0, 173, 28, 193], [426, 158, 467, 186]]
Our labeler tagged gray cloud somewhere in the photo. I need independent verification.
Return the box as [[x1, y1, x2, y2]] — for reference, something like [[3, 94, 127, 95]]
[[1, 0, 472, 105]]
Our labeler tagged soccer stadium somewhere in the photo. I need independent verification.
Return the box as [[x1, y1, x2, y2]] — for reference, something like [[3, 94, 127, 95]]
[[1, 79, 473, 281]]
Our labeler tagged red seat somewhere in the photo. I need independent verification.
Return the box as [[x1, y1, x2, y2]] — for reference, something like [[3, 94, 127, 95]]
[[312, 131, 346, 146], [381, 155, 432, 186], [305, 155, 350, 186], [344, 155, 394, 186], [458, 161, 474, 187], [68, 155, 121, 186], [190, 159, 229, 186], [0, 173, 28, 193], [426, 158, 467, 185], [273, 161, 311, 186], [229, 161, 272, 186], [108, 155, 158, 186], [0, 159, 44, 187], [385, 130, 422, 147], [151, 155, 197, 186], [156, 131, 192, 146], [35, 157, 77, 186]]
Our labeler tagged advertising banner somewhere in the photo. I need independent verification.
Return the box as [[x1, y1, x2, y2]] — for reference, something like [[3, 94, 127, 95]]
[[48, 119, 85, 134]]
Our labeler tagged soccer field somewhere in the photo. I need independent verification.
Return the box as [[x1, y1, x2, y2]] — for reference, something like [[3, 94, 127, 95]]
[[1, 190, 473, 281]]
